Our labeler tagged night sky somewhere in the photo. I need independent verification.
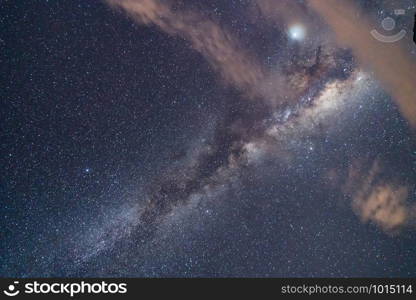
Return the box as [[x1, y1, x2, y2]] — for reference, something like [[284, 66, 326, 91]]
[[2, 0, 416, 277]]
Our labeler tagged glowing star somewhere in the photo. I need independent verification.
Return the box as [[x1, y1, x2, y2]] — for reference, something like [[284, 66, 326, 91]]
[[288, 24, 306, 41]]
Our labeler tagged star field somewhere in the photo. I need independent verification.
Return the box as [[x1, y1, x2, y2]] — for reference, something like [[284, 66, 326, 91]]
[[1, 0, 416, 277]]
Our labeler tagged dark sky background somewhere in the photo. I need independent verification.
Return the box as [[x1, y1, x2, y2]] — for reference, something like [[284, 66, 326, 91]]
[[1, 0, 416, 277]]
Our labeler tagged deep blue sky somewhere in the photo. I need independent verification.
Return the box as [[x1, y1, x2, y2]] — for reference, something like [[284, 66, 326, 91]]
[[1, 0, 416, 277]]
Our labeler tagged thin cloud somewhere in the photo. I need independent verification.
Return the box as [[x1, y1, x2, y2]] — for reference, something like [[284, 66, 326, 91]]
[[347, 160, 414, 234], [106, 0, 271, 101], [308, 0, 416, 128]]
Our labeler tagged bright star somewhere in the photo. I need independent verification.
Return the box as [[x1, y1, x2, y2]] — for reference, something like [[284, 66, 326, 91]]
[[288, 24, 306, 41]]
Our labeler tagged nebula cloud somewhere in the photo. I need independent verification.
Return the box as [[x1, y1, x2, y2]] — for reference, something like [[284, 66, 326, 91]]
[[106, 0, 365, 226], [4, 0, 416, 278], [103, 0, 414, 250]]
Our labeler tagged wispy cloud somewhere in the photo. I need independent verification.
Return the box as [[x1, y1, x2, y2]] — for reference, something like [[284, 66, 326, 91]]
[[308, 0, 416, 128], [347, 160, 415, 234], [106, 0, 272, 101]]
